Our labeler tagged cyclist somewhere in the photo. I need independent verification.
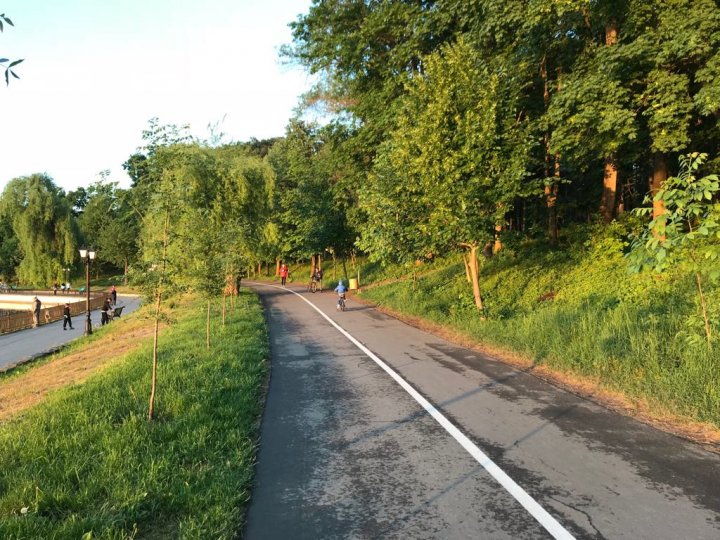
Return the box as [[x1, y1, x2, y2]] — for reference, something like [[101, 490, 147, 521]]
[[334, 279, 347, 310], [313, 267, 324, 291]]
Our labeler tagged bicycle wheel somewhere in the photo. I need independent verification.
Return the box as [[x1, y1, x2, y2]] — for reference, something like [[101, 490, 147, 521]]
[[310, 281, 317, 293]]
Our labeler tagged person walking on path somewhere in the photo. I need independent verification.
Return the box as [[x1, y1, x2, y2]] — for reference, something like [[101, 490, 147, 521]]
[[63, 303, 74, 330], [279, 263, 289, 288], [101, 297, 112, 326], [110, 285, 117, 306], [31, 296, 41, 327]]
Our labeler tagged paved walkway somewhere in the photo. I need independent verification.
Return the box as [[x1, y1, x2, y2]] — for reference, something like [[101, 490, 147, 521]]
[[0, 295, 142, 371], [244, 282, 720, 539]]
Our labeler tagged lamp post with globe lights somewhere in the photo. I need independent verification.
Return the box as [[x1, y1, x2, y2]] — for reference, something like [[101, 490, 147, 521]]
[[79, 247, 96, 335]]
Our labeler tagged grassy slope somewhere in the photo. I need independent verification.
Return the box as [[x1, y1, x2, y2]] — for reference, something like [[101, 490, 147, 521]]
[[0, 289, 268, 539], [358, 222, 720, 428]]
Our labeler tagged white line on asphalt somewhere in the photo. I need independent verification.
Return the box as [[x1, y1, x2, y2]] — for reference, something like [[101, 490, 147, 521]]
[[250, 282, 575, 540]]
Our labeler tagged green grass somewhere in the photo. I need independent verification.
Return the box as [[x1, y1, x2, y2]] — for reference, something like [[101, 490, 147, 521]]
[[359, 223, 720, 427], [0, 289, 268, 539]]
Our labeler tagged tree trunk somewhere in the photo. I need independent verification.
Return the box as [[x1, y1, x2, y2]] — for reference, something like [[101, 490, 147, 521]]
[[546, 155, 560, 246], [332, 251, 337, 280], [462, 252, 472, 283], [600, 20, 620, 224], [493, 223, 503, 254], [341, 257, 348, 282], [467, 245, 485, 313], [275, 258, 281, 277], [148, 211, 169, 422], [651, 151, 667, 220], [310, 254, 316, 279], [600, 154, 619, 223], [541, 57, 560, 246], [694, 271, 712, 347], [206, 299, 211, 350]]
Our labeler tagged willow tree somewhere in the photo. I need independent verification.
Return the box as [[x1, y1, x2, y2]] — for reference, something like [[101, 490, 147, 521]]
[[360, 38, 531, 312], [0, 174, 77, 286]]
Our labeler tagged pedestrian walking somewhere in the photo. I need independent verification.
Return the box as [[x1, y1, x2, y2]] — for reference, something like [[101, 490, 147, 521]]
[[101, 297, 112, 326], [31, 296, 41, 327], [63, 302, 74, 330], [279, 263, 289, 287], [110, 285, 117, 306]]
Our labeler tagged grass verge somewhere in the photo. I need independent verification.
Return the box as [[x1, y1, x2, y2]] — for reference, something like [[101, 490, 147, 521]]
[[0, 289, 268, 539], [352, 223, 720, 442]]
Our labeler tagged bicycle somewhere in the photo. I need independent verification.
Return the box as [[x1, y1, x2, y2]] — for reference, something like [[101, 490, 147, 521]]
[[309, 279, 318, 293], [337, 293, 346, 311]]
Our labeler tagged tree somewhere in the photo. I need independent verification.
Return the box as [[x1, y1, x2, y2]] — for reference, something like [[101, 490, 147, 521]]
[[360, 38, 532, 311], [78, 179, 139, 281], [0, 174, 77, 286], [0, 213, 20, 280]]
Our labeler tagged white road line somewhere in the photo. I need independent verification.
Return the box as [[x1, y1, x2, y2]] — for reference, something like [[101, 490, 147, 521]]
[[250, 282, 576, 540]]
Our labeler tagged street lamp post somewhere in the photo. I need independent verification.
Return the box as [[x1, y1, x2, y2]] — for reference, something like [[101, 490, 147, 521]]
[[79, 247, 96, 335]]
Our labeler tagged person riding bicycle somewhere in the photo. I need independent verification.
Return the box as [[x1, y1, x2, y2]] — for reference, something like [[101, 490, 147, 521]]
[[312, 267, 324, 291], [335, 279, 347, 299]]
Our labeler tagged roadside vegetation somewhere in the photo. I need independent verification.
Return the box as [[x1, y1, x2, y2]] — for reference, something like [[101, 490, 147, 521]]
[[0, 290, 268, 538], [358, 220, 720, 430]]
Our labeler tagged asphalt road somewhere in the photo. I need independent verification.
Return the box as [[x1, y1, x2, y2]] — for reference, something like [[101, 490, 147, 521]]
[[0, 295, 142, 370], [244, 282, 720, 539]]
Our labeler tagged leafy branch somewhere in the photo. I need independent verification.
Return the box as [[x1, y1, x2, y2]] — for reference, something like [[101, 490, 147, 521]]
[[1, 12, 23, 86]]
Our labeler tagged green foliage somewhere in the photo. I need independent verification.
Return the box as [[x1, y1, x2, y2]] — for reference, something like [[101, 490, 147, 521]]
[[0, 12, 23, 86], [629, 153, 720, 275], [359, 37, 532, 263], [0, 291, 269, 538], [0, 174, 77, 286], [629, 152, 720, 343]]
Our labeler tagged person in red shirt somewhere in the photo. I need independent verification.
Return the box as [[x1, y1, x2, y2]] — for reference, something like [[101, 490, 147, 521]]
[[279, 263, 289, 287]]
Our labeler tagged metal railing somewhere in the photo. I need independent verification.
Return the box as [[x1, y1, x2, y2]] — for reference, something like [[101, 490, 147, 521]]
[[0, 292, 106, 334]]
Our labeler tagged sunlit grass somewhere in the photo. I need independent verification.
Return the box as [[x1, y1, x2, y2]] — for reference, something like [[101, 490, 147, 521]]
[[0, 289, 268, 538], [361, 246, 720, 427]]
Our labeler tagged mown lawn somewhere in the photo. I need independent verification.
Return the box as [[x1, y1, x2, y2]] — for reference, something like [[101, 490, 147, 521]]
[[0, 289, 268, 539]]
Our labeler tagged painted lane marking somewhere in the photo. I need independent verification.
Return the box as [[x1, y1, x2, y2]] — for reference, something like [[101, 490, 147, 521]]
[[249, 282, 575, 540]]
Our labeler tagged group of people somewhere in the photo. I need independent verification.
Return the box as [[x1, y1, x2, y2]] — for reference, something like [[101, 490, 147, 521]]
[[101, 286, 117, 326], [30, 284, 118, 330], [277, 262, 348, 308], [51, 282, 73, 295], [277, 263, 325, 291]]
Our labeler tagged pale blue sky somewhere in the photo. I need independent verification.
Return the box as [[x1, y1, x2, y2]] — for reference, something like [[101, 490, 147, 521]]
[[0, 0, 314, 192]]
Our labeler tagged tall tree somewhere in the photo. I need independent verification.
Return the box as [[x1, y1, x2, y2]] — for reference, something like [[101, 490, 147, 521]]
[[0, 174, 77, 286], [360, 38, 532, 311]]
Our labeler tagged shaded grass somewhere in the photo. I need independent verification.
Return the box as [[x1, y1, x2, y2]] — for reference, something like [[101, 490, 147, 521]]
[[0, 289, 268, 539]]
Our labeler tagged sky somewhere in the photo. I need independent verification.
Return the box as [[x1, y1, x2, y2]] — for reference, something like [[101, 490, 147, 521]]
[[0, 0, 314, 193]]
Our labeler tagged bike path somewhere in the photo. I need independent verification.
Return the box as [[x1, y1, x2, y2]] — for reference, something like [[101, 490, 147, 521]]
[[244, 282, 720, 539], [0, 295, 141, 371]]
